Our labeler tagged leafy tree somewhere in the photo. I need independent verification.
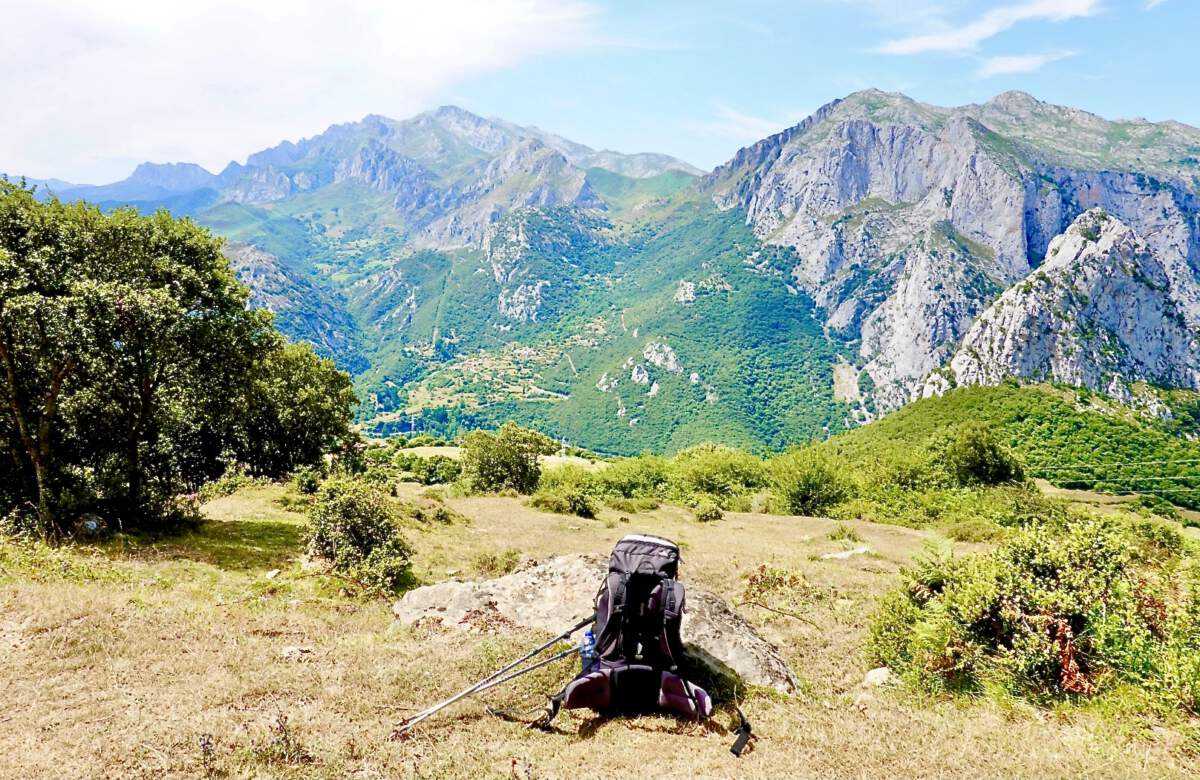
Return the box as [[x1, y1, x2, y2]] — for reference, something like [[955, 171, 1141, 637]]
[[460, 422, 557, 494], [0, 182, 356, 537], [931, 422, 1025, 487], [234, 342, 356, 478]]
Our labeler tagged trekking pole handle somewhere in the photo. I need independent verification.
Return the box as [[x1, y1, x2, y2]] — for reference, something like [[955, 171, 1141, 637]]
[[395, 614, 595, 735]]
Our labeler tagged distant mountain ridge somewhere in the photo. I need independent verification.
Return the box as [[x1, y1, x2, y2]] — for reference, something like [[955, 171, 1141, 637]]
[[705, 89, 1200, 417], [11, 92, 1200, 453]]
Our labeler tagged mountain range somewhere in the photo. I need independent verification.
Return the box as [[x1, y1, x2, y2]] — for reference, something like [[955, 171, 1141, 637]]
[[12, 90, 1200, 453]]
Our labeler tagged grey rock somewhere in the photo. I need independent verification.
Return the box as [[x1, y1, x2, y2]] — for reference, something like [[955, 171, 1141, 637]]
[[943, 210, 1200, 393], [392, 555, 797, 693]]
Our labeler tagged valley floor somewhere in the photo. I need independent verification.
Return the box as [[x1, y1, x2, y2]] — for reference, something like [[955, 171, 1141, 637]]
[[1, 484, 1195, 778]]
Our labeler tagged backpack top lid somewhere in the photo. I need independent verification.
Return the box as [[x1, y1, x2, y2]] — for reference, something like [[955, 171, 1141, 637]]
[[609, 534, 679, 579]]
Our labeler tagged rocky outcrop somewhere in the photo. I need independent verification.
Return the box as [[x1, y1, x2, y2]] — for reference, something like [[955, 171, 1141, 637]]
[[392, 555, 798, 693], [225, 243, 368, 371], [706, 89, 1200, 411], [219, 163, 294, 203], [940, 210, 1200, 394]]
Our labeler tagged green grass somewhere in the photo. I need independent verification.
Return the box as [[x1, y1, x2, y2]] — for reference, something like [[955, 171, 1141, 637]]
[[822, 383, 1200, 509]]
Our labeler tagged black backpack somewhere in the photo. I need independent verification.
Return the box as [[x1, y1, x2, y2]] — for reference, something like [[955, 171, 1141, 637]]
[[593, 533, 688, 671], [541, 534, 711, 722]]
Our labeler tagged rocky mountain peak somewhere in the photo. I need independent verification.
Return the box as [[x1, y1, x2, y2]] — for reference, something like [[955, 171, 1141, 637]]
[[936, 208, 1200, 397], [126, 161, 218, 191], [985, 90, 1042, 111]]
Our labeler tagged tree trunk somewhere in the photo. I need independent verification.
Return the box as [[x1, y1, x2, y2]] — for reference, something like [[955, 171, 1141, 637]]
[[31, 456, 54, 539], [127, 431, 142, 517], [0, 336, 73, 537]]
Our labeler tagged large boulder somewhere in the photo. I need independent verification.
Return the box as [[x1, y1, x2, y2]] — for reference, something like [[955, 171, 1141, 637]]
[[393, 555, 797, 693]]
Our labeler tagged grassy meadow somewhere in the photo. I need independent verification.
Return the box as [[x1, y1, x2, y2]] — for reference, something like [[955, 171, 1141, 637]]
[[3, 476, 1199, 778]]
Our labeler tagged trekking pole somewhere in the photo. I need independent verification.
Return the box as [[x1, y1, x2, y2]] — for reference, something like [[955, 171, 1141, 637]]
[[474, 645, 579, 695], [394, 615, 594, 736]]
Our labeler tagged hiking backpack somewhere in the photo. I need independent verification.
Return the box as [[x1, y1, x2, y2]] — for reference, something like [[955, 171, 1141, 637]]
[[543, 534, 713, 722]]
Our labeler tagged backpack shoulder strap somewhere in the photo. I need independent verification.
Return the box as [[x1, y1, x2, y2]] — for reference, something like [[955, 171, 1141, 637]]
[[594, 571, 628, 659], [660, 579, 687, 668]]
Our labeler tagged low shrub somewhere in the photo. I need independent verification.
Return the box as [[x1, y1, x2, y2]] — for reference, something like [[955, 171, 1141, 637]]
[[827, 523, 863, 543], [530, 488, 597, 518], [940, 518, 1005, 543], [932, 422, 1025, 487], [832, 482, 1061, 531], [595, 454, 669, 498], [0, 505, 40, 540], [529, 464, 599, 518], [669, 444, 766, 505], [306, 480, 413, 595], [740, 564, 821, 618], [198, 465, 270, 502], [1131, 494, 1181, 521], [769, 448, 854, 516], [870, 512, 1200, 715], [537, 463, 597, 493], [407, 454, 461, 485], [693, 499, 723, 523], [605, 496, 660, 513], [473, 548, 521, 577], [291, 466, 322, 495], [402, 434, 448, 448]]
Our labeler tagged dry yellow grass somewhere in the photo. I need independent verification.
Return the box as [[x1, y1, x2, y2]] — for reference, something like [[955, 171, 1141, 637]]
[[1, 483, 1196, 778]]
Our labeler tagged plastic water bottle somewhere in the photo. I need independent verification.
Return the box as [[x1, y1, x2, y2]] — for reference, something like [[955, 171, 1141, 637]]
[[579, 629, 597, 672]]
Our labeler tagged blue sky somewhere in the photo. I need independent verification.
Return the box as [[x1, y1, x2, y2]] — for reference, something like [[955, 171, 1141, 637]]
[[2, 0, 1196, 182], [450, 0, 1199, 170]]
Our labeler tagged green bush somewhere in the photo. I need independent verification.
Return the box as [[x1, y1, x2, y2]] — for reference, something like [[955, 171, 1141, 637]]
[[870, 512, 1200, 714], [530, 488, 598, 518], [198, 465, 270, 503], [769, 448, 854, 516], [460, 422, 557, 494], [930, 422, 1025, 487], [940, 518, 1005, 543], [668, 443, 766, 507], [595, 454, 669, 498], [291, 467, 323, 495], [605, 496, 660, 513], [398, 453, 463, 482], [693, 499, 723, 523], [306, 480, 413, 595], [473, 548, 522, 577], [833, 482, 1060, 531], [537, 463, 597, 493], [866, 448, 951, 491], [827, 523, 863, 543]]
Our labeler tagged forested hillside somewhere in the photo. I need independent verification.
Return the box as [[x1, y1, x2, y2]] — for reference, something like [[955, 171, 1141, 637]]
[[821, 383, 1200, 508], [16, 90, 1200, 455]]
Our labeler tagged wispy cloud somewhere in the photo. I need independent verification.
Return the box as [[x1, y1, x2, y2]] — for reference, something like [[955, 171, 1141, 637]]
[[878, 0, 1100, 55], [977, 49, 1076, 77], [0, 0, 598, 183], [1144, 0, 1168, 8], [687, 103, 812, 145]]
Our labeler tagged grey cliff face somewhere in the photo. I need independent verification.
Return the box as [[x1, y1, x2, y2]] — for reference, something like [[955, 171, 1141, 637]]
[[941, 209, 1200, 395], [707, 90, 1200, 412]]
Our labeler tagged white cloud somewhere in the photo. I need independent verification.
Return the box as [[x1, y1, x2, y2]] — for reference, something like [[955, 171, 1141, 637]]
[[977, 49, 1076, 76], [0, 0, 596, 183], [1145, 0, 1167, 8], [878, 0, 1100, 55]]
